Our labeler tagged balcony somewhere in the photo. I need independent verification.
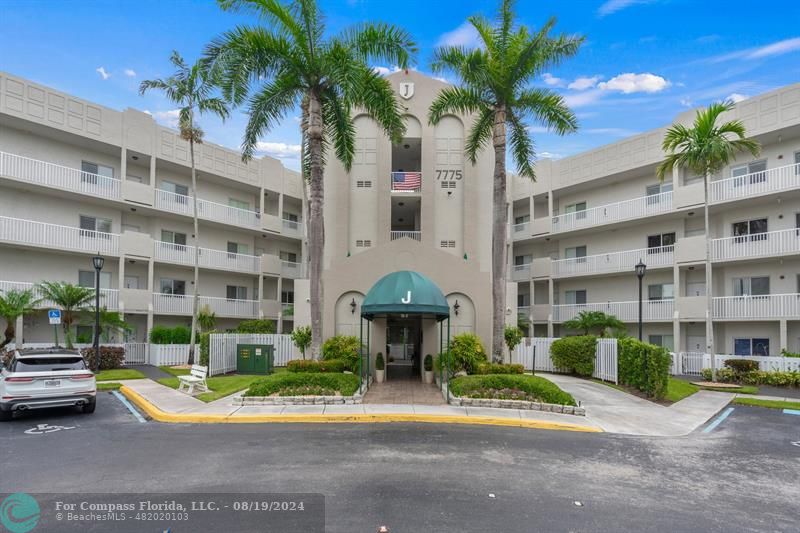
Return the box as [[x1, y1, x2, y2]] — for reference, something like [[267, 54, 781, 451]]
[[553, 299, 674, 322], [152, 293, 259, 317], [390, 231, 421, 242], [154, 189, 261, 229], [0, 280, 118, 310], [552, 245, 674, 278], [0, 151, 121, 200], [0, 216, 119, 256], [281, 260, 306, 279], [153, 241, 260, 273], [511, 263, 531, 282], [710, 162, 800, 204], [281, 218, 304, 239], [511, 221, 530, 240], [713, 293, 800, 319], [711, 228, 800, 263], [552, 191, 673, 234], [390, 172, 422, 193]]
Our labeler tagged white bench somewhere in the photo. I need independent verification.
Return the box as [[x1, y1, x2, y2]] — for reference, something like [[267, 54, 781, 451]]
[[177, 365, 209, 395]]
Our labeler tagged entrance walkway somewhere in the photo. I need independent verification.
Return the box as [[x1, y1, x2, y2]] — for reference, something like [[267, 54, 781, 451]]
[[363, 379, 446, 405]]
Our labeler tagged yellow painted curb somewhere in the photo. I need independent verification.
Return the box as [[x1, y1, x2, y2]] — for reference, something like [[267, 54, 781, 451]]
[[120, 386, 602, 433]]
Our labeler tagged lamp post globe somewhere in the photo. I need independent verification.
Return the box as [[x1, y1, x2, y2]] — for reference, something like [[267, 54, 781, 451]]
[[635, 260, 646, 341]]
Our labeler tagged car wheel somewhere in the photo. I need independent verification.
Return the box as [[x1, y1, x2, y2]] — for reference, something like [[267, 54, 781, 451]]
[[0, 410, 12, 421], [82, 400, 96, 414]]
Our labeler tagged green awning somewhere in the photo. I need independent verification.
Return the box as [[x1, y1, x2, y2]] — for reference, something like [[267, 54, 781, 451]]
[[361, 270, 450, 320]]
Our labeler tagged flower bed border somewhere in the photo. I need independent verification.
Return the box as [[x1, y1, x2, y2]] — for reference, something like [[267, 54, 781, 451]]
[[234, 393, 363, 406], [450, 396, 585, 416]]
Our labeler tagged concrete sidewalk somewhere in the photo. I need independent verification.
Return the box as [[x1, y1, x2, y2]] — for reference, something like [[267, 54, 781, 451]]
[[542, 374, 733, 437], [116, 379, 602, 433]]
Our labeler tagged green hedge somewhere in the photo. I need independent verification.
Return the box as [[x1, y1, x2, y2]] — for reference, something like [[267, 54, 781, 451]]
[[321, 335, 361, 371], [235, 319, 276, 334], [701, 368, 800, 387], [551, 336, 596, 376], [287, 359, 348, 373], [617, 337, 672, 399], [449, 332, 488, 374], [149, 325, 191, 344], [725, 359, 759, 373], [245, 372, 360, 397], [449, 374, 576, 405], [475, 363, 524, 375], [199, 331, 215, 366]]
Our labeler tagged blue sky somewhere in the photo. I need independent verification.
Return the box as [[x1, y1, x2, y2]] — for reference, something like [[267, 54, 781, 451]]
[[2, 0, 799, 170]]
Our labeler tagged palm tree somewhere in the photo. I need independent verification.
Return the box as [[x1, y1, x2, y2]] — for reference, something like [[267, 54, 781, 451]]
[[197, 304, 217, 333], [563, 310, 624, 337], [81, 307, 132, 343], [206, 0, 416, 357], [656, 101, 760, 381], [37, 281, 95, 348], [428, 0, 583, 361], [140, 51, 230, 364], [0, 289, 41, 349]]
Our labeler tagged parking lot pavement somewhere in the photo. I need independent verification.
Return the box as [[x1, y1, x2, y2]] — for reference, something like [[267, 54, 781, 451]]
[[698, 404, 800, 454]]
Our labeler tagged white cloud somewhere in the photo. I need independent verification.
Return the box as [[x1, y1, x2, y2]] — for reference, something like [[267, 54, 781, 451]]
[[679, 98, 693, 108], [706, 36, 800, 63], [373, 65, 401, 76], [585, 127, 639, 137], [432, 76, 450, 84], [255, 142, 302, 160], [598, 73, 670, 94], [568, 76, 601, 91], [151, 109, 181, 128], [437, 22, 480, 48], [124, 68, 136, 77], [562, 89, 604, 108], [597, 0, 654, 17], [726, 93, 749, 103], [542, 73, 565, 87], [95, 67, 111, 80], [538, 151, 564, 160]]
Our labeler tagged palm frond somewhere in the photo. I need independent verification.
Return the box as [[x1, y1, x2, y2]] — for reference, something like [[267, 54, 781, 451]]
[[241, 73, 302, 159], [514, 88, 577, 135], [343, 22, 417, 68], [464, 107, 494, 164], [508, 110, 536, 178], [428, 86, 487, 125]]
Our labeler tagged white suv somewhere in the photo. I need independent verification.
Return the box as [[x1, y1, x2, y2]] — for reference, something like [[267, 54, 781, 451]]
[[0, 348, 97, 421]]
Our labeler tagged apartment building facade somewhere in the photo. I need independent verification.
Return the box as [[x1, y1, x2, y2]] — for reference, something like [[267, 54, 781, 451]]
[[511, 82, 800, 357], [0, 71, 306, 343]]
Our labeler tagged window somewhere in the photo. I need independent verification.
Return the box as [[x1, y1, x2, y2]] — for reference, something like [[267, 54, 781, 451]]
[[227, 242, 249, 255], [161, 230, 187, 247], [732, 160, 767, 185], [126, 175, 143, 183], [226, 285, 248, 300], [282, 212, 299, 223], [796, 152, 800, 175], [514, 214, 530, 225], [281, 291, 295, 304], [646, 182, 673, 196], [734, 338, 770, 356], [648, 334, 674, 351], [565, 290, 587, 305], [229, 198, 250, 211], [565, 202, 587, 219], [514, 254, 532, 266], [160, 279, 186, 296], [81, 160, 113, 184], [647, 232, 676, 252], [648, 283, 674, 301], [79, 215, 112, 238], [161, 180, 189, 199], [565, 246, 587, 262], [517, 293, 530, 307], [732, 218, 768, 242], [124, 276, 139, 290], [280, 251, 298, 263], [78, 270, 111, 289], [733, 277, 769, 296]]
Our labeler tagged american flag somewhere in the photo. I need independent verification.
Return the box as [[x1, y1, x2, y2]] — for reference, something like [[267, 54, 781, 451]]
[[392, 172, 421, 191]]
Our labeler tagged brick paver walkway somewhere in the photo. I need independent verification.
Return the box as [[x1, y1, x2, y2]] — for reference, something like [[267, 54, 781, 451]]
[[363, 379, 446, 405]]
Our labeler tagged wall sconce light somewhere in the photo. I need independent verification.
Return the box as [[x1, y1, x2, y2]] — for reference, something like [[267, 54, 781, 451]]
[[453, 300, 460, 316], [350, 298, 357, 314]]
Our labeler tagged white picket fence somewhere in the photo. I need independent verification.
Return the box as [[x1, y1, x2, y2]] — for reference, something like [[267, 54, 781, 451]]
[[208, 333, 299, 376], [122, 343, 148, 365], [672, 352, 800, 376], [148, 344, 200, 367], [513, 337, 618, 384]]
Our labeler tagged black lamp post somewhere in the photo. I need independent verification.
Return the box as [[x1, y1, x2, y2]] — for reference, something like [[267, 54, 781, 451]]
[[635, 259, 647, 341], [92, 255, 104, 372]]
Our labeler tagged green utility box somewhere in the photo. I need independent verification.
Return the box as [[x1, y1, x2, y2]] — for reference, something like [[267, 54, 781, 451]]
[[236, 344, 274, 374]]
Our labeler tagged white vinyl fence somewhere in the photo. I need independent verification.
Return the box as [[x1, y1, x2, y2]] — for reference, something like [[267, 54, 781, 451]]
[[122, 343, 149, 365], [513, 337, 618, 384], [672, 352, 800, 376], [208, 333, 299, 376], [149, 344, 199, 367]]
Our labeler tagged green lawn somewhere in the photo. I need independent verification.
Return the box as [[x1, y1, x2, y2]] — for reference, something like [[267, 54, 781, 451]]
[[159, 366, 190, 377], [665, 378, 699, 402], [733, 397, 800, 410], [157, 373, 267, 402], [95, 368, 146, 381], [701, 384, 759, 394], [97, 382, 123, 391]]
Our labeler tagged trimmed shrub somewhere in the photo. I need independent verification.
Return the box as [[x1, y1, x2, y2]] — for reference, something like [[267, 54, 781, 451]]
[[702, 368, 800, 387], [780, 349, 800, 358], [725, 359, 759, 373], [475, 362, 525, 375], [287, 359, 347, 373], [170, 326, 191, 344], [424, 354, 433, 372], [245, 372, 360, 397], [375, 352, 385, 371], [449, 374, 576, 405], [617, 337, 672, 399], [82, 346, 125, 370], [199, 330, 216, 366], [321, 335, 361, 371], [449, 332, 488, 374], [551, 335, 596, 376], [149, 325, 191, 344], [236, 319, 276, 334]]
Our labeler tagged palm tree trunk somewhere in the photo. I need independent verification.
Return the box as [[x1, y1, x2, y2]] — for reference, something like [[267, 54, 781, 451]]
[[1, 321, 15, 349], [188, 129, 199, 366], [704, 170, 715, 381], [491, 107, 508, 363], [306, 91, 325, 358]]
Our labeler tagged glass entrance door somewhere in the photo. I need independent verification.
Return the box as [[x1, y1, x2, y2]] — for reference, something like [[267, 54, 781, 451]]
[[386, 317, 421, 377]]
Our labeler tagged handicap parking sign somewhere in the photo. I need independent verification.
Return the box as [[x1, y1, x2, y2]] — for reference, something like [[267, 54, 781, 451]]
[[48, 309, 61, 325]]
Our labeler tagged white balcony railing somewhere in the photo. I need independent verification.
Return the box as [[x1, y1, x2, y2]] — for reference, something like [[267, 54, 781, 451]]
[[552, 245, 674, 278], [152, 293, 193, 315], [390, 231, 421, 241], [553, 299, 674, 322], [0, 151, 121, 200], [282, 218, 303, 237], [552, 191, 673, 233], [511, 263, 532, 281], [0, 216, 119, 255], [281, 261, 306, 278], [710, 162, 800, 204], [154, 189, 261, 228], [390, 172, 422, 193], [711, 228, 800, 262], [512, 221, 530, 240], [153, 293, 259, 317], [153, 241, 260, 273], [0, 280, 118, 310], [713, 293, 800, 319]]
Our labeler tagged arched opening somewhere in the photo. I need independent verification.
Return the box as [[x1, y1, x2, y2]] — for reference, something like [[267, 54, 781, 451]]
[[390, 115, 423, 242], [334, 291, 365, 336]]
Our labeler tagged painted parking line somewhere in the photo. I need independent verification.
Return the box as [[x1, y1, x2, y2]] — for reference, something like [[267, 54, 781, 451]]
[[784, 409, 800, 416], [703, 407, 735, 433], [111, 390, 147, 423]]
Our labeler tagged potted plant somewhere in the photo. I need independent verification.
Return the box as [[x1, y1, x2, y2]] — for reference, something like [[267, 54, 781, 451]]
[[423, 354, 434, 384], [375, 352, 385, 383]]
